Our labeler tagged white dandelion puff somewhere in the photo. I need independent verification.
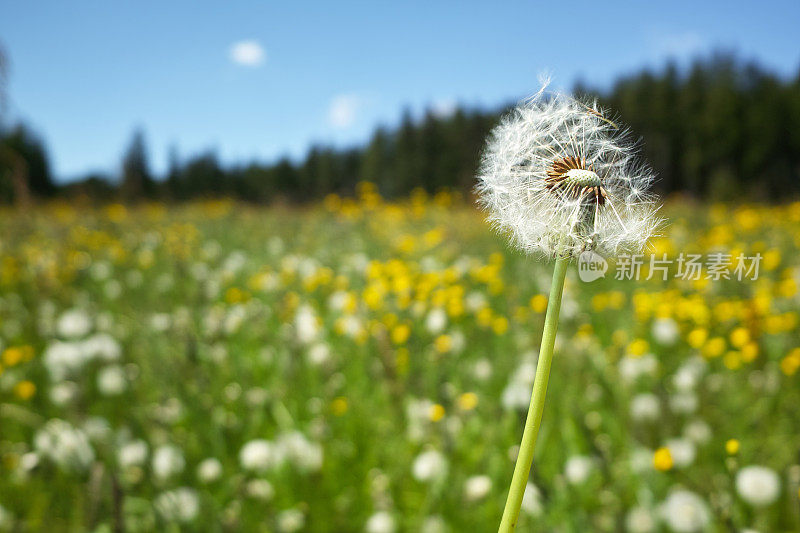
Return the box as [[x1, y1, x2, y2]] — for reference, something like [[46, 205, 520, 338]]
[[736, 465, 781, 507], [476, 84, 662, 258], [659, 490, 710, 533]]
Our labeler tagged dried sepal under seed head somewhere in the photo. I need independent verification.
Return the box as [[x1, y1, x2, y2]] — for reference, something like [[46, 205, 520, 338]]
[[476, 85, 662, 259]]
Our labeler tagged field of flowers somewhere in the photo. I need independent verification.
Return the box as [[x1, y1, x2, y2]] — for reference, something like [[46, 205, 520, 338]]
[[1, 184, 799, 532]]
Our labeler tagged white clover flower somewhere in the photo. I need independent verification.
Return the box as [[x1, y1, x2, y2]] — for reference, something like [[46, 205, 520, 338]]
[[365, 511, 396, 533], [736, 465, 781, 507], [477, 84, 661, 258], [154, 487, 199, 523], [412, 449, 448, 483], [463, 475, 492, 501], [659, 490, 710, 533]]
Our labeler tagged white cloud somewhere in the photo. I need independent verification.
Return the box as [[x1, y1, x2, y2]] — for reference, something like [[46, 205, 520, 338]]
[[229, 40, 266, 67], [327, 94, 360, 129]]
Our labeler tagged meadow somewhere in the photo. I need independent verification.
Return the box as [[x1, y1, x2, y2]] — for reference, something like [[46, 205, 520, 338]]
[[1, 184, 799, 532]]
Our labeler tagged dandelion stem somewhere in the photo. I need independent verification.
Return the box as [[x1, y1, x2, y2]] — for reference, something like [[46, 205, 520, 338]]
[[499, 255, 569, 532]]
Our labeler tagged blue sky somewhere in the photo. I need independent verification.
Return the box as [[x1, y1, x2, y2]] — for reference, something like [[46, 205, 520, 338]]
[[2, 0, 799, 182]]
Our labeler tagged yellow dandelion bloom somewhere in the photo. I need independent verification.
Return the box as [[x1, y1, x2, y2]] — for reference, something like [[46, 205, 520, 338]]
[[434, 335, 452, 353], [391, 324, 411, 345], [457, 392, 478, 411], [741, 342, 759, 363], [725, 439, 740, 455], [729, 327, 750, 348], [331, 397, 348, 416], [14, 380, 36, 400], [429, 404, 446, 422], [530, 294, 548, 313], [491, 317, 509, 335], [653, 447, 673, 471], [687, 328, 708, 349], [702, 337, 726, 358], [2, 347, 24, 367], [627, 339, 649, 357]]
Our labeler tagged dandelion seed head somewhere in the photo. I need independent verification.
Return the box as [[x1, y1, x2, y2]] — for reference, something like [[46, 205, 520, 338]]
[[476, 84, 662, 258]]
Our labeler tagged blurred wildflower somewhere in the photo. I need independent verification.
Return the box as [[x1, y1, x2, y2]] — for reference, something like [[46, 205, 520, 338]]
[[659, 490, 710, 533], [564, 455, 594, 485], [736, 466, 780, 507], [365, 511, 396, 533], [653, 447, 674, 471], [412, 449, 448, 483], [154, 488, 199, 523], [725, 439, 740, 455], [464, 475, 492, 501]]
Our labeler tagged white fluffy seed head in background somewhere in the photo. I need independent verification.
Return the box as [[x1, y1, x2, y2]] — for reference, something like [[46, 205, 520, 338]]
[[476, 83, 662, 259]]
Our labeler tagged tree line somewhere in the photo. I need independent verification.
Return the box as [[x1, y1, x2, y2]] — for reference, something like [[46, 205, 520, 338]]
[[2, 53, 799, 204]]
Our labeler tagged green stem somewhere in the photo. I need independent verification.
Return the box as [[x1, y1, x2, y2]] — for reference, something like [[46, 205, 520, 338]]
[[498, 255, 569, 532]]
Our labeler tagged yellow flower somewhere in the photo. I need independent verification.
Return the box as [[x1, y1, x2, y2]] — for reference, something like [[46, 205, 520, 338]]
[[653, 447, 673, 471], [331, 397, 348, 416], [14, 380, 36, 400], [530, 294, 548, 313], [627, 339, 649, 357], [725, 439, 740, 455], [457, 392, 478, 411], [2, 347, 23, 367], [391, 324, 411, 345], [429, 404, 446, 422], [741, 342, 759, 363], [395, 348, 410, 375], [702, 337, 726, 358], [477, 308, 493, 327], [687, 328, 708, 349], [723, 351, 741, 370], [434, 335, 452, 353], [729, 327, 750, 348], [780, 350, 800, 376], [492, 317, 509, 335], [225, 287, 249, 304]]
